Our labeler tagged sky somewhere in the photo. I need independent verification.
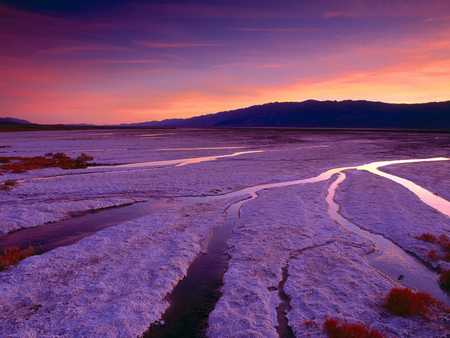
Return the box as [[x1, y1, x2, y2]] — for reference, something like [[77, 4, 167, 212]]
[[0, 0, 449, 124]]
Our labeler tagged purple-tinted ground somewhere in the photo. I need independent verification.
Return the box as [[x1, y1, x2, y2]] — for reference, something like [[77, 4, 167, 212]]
[[0, 129, 449, 337]]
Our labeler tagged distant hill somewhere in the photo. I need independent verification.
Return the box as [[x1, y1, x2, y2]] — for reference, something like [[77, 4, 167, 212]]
[[124, 100, 450, 129], [0, 117, 33, 124]]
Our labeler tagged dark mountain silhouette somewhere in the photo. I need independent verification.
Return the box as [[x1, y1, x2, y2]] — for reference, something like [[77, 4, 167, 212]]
[[0, 117, 32, 124], [124, 100, 450, 129]]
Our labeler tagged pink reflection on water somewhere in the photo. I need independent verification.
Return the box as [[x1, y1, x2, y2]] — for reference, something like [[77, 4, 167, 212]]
[[155, 147, 245, 151], [359, 157, 450, 217], [99, 150, 265, 169]]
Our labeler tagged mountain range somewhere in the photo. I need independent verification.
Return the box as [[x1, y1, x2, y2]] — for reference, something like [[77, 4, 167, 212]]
[[2, 100, 450, 129], [121, 100, 450, 129], [0, 117, 33, 124]]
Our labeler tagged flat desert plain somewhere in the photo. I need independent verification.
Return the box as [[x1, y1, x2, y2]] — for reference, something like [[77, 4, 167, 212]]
[[1, 128, 450, 337]]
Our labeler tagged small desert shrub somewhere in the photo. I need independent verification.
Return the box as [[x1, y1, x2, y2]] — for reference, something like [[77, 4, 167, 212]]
[[382, 288, 442, 320], [4, 179, 17, 187], [303, 320, 318, 328], [444, 252, 450, 262], [427, 249, 439, 262], [438, 270, 450, 291], [439, 234, 449, 244], [0, 246, 36, 271], [413, 233, 450, 263], [323, 318, 386, 338], [1, 179, 18, 191], [414, 233, 438, 244], [440, 242, 450, 253]]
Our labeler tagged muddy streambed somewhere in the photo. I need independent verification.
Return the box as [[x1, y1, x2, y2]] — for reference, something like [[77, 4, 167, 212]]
[[1, 156, 450, 337]]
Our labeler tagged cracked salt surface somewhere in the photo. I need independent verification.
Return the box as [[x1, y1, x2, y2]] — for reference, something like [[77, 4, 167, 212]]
[[1, 129, 450, 337], [0, 196, 244, 337]]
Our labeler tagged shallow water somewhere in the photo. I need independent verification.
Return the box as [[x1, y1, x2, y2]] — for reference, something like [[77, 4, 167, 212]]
[[327, 172, 450, 305], [90, 150, 264, 169], [0, 200, 179, 252]]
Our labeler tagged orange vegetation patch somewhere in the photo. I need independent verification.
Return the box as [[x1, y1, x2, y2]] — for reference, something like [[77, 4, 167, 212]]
[[0, 152, 93, 173], [323, 318, 386, 338], [383, 288, 445, 320], [0, 246, 36, 271], [438, 270, 450, 291]]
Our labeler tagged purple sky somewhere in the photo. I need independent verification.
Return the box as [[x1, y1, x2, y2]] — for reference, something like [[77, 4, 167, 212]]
[[0, 0, 449, 124]]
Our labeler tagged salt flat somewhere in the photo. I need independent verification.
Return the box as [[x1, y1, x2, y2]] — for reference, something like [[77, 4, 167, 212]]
[[0, 128, 449, 337]]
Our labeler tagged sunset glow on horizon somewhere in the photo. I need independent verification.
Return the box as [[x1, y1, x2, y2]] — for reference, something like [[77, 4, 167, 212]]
[[0, 0, 449, 125]]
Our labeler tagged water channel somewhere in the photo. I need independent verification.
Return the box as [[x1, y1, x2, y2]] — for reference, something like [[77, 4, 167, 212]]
[[1, 155, 450, 337]]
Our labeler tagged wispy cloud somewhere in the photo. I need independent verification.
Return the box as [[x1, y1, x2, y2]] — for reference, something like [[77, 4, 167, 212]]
[[77, 59, 166, 65], [225, 27, 323, 32], [37, 45, 125, 54], [323, 11, 356, 19], [135, 41, 223, 48], [212, 63, 284, 69], [425, 15, 450, 22], [131, 3, 298, 20]]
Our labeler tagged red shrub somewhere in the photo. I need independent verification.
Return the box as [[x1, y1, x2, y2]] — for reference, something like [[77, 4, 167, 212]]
[[1, 180, 18, 191], [323, 318, 386, 338], [444, 253, 450, 262], [383, 288, 442, 320], [440, 241, 450, 253], [303, 320, 318, 328], [439, 234, 450, 245], [0, 246, 35, 271], [52, 152, 69, 160], [438, 270, 450, 291], [414, 233, 438, 244], [438, 235, 450, 258], [427, 249, 439, 262]]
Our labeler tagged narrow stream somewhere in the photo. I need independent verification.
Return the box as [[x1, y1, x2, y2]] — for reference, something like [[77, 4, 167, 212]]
[[90, 150, 264, 169], [327, 172, 450, 305], [0, 200, 180, 252], [141, 197, 253, 338]]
